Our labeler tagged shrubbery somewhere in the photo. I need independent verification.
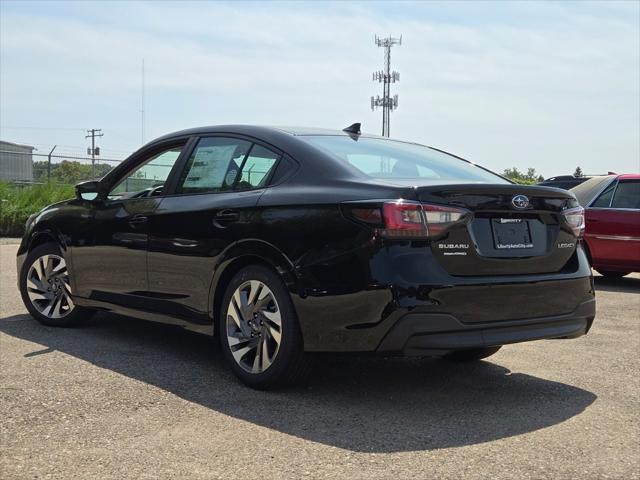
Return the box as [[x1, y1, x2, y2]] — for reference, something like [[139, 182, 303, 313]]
[[502, 167, 544, 185], [32, 160, 113, 184], [0, 182, 75, 237]]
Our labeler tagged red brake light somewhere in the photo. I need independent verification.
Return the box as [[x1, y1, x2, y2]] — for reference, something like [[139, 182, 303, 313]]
[[381, 201, 468, 238], [350, 208, 383, 225], [382, 202, 426, 236], [422, 203, 468, 236]]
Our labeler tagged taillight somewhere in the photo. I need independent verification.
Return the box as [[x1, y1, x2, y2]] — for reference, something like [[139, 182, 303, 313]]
[[381, 201, 468, 239], [382, 202, 426, 237], [422, 203, 468, 236], [350, 208, 383, 225], [562, 206, 585, 237]]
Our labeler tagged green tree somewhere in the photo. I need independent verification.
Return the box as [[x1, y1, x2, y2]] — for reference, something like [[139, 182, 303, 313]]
[[32, 160, 114, 184], [52, 160, 86, 184], [574, 166, 583, 177], [502, 167, 544, 185]]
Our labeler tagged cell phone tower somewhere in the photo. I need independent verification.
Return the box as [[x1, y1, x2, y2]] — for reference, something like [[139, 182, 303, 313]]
[[371, 35, 401, 137]]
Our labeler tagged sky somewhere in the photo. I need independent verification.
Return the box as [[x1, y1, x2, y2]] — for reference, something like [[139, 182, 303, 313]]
[[1, 0, 639, 177]]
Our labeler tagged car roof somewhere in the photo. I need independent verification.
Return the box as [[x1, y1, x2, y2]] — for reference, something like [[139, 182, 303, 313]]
[[618, 173, 640, 180], [543, 175, 581, 181], [154, 125, 360, 141], [151, 124, 417, 146], [131, 125, 375, 184]]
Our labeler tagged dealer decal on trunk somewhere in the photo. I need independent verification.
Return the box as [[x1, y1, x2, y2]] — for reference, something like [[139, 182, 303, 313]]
[[438, 243, 470, 256]]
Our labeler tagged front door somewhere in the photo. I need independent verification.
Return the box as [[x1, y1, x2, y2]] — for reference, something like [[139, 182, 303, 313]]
[[72, 142, 187, 307]]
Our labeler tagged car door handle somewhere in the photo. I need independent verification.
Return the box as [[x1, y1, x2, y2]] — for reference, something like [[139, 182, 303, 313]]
[[213, 210, 240, 228], [128, 214, 148, 226]]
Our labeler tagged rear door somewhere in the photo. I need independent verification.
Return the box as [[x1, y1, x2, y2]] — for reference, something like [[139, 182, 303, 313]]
[[146, 136, 282, 323], [585, 178, 640, 269]]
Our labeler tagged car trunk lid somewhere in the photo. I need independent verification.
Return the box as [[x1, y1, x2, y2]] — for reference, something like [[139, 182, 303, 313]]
[[404, 184, 581, 276]]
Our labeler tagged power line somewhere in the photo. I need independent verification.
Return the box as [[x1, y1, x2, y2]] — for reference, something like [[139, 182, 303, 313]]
[[6, 142, 131, 159], [0, 150, 123, 163], [371, 35, 402, 137], [1, 126, 86, 131], [2, 126, 138, 151]]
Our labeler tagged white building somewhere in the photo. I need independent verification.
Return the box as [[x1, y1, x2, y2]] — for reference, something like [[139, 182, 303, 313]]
[[0, 140, 34, 182]]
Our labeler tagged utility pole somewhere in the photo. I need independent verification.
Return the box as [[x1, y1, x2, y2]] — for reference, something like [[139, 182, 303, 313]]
[[47, 145, 57, 183], [85, 129, 103, 177], [141, 58, 145, 145], [371, 35, 402, 137]]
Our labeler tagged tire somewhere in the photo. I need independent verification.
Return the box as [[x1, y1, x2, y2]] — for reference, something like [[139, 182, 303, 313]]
[[218, 265, 310, 389], [595, 269, 630, 278], [443, 346, 502, 362], [19, 242, 92, 327]]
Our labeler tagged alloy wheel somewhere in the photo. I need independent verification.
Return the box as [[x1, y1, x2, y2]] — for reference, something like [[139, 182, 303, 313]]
[[226, 280, 282, 373], [26, 254, 75, 318]]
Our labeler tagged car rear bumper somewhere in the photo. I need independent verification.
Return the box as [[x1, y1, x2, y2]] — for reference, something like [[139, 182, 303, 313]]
[[293, 245, 596, 352], [294, 273, 596, 353], [376, 298, 595, 355]]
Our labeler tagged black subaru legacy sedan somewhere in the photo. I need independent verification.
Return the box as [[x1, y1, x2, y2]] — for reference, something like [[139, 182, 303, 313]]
[[17, 124, 595, 388]]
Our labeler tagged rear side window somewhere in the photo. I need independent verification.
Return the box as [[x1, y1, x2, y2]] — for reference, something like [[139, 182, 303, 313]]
[[269, 156, 297, 184], [592, 182, 616, 208], [302, 136, 508, 184], [236, 145, 280, 190], [178, 137, 251, 194], [611, 181, 640, 209], [571, 175, 616, 207]]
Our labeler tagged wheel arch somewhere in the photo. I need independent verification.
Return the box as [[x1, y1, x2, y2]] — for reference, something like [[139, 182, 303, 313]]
[[17, 226, 72, 287], [29, 230, 60, 251], [22, 220, 68, 253], [208, 240, 299, 335], [580, 238, 593, 266]]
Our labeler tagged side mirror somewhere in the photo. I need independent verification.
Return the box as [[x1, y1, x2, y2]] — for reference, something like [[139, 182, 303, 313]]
[[75, 180, 101, 201]]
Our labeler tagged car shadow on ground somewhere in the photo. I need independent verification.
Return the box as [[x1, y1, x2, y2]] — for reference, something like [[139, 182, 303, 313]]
[[593, 275, 640, 294], [0, 313, 596, 453]]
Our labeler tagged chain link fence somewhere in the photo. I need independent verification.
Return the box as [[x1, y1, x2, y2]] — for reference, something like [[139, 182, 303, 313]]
[[0, 149, 125, 186], [0, 149, 127, 235]]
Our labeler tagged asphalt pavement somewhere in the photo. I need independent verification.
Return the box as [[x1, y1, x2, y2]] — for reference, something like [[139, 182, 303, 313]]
[[1, 242, 638, 479]]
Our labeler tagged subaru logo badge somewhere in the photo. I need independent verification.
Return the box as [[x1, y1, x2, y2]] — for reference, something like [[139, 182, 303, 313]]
[[512, 195, 530, 209]]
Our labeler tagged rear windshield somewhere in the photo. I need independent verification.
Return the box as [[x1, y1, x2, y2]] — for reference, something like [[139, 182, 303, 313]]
[[302, 136, 508, 184], [570, 176, 615, 207]]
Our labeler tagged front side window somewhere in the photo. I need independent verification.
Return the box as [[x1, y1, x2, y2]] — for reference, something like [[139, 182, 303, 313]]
[[109, 145, 184, 198], [178, 137, 251, 194], [302, 136, 508, 184], [611, 180, 640, 209]]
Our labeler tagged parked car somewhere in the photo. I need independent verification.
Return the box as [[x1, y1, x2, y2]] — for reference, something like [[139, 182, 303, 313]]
[[538, 175, 591, 190], [571, 174, 640, 277], [17, 124, 595, 388]]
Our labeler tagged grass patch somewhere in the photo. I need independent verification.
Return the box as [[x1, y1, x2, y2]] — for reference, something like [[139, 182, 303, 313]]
[[0, 182, 75, 237]]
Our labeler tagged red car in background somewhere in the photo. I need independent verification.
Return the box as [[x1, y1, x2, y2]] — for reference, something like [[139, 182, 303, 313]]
[[571, 174, 640, 277]]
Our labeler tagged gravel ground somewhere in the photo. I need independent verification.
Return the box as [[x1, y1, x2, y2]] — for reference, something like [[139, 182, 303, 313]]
[[1, 243, 638, 479]]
